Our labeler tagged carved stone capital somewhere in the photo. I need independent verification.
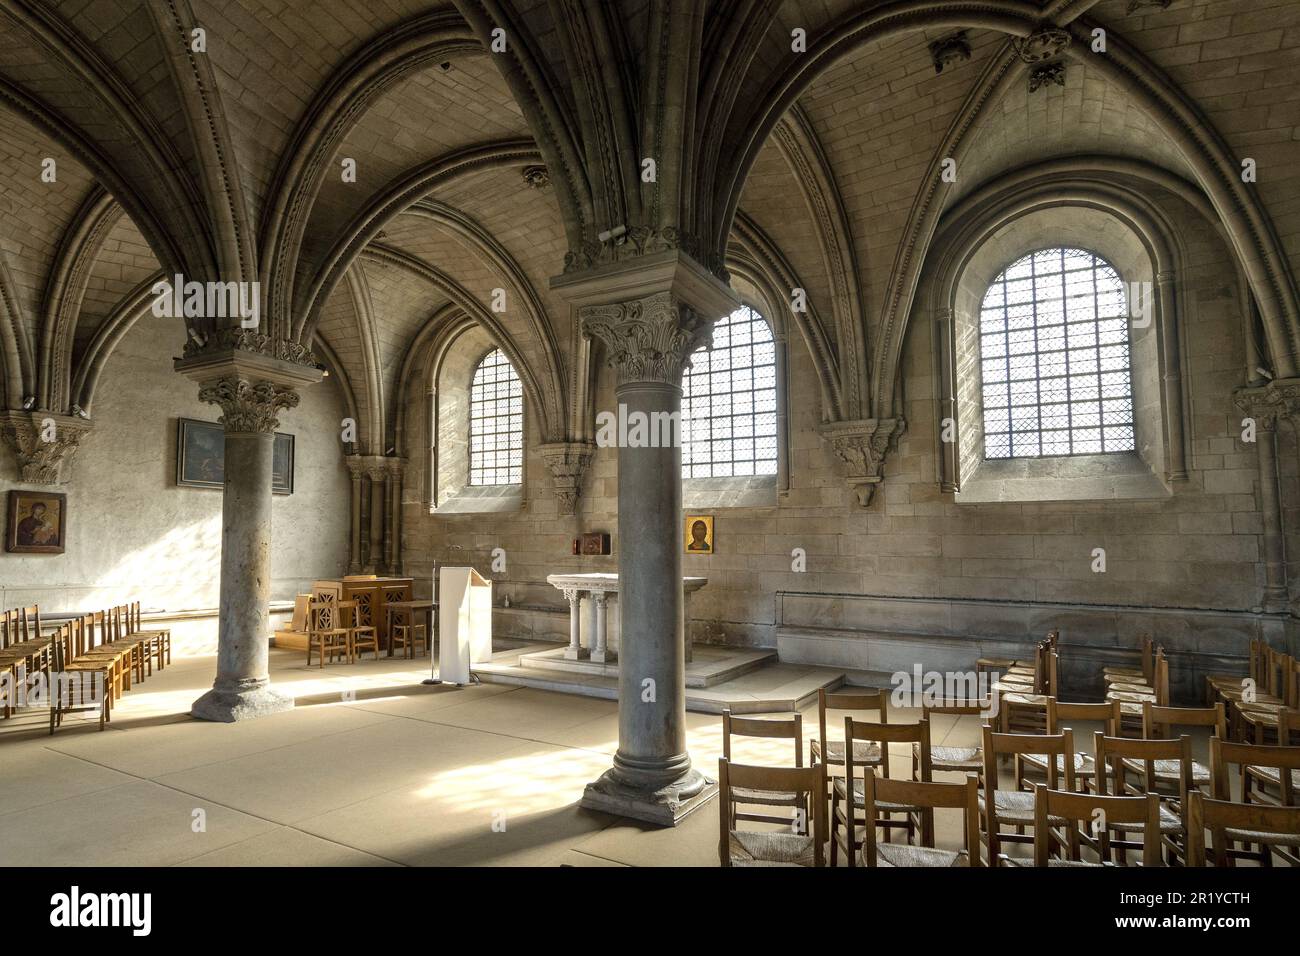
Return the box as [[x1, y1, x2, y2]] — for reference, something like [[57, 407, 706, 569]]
[[181, 328, 317, 367], [0, 411, 93, 485], [1013, 28, 1071, 64], [540, 441, 595, 515], [929, 32, 971, 74], [198, 377, 300, 434], [819, 417, 907, 508], [581, 292, 713, 387], [563, 227, 727, 283], [345, 456, 367, 481], [1234, 379, 1300, 432]]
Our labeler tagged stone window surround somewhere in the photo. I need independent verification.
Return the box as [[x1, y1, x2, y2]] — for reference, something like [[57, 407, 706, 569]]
[[432, 336, 526, 516], [930, 199, 1190, 504]]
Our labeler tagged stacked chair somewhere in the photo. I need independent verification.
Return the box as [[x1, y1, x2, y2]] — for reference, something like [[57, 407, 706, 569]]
[[716, 628, 1300, 868]]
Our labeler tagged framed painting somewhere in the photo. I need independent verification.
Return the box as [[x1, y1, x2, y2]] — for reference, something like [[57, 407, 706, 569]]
[[684, 514, 714, 555], [6, 490, 67, 554], [177, 418, 295, 495]]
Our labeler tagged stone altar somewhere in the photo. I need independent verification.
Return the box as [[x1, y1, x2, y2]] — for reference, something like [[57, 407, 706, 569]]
[[546, 573, 708, 664]]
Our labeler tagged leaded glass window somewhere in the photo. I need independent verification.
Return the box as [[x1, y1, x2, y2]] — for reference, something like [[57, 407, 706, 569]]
[[469, 348, 523, 485], [979, 248, 1135, 459], [682, 305, 778, 478]]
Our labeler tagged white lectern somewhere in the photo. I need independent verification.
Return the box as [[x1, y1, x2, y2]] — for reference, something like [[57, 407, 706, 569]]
[[439, 566, 492, 685]]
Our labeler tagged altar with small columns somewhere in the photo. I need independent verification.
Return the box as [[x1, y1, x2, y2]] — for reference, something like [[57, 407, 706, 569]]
[[540, 573, 709, 673]]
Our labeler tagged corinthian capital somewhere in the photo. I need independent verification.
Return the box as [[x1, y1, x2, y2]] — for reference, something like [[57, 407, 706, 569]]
[[819, 417, 906, 508], [581, 292, 713, 386], [198, 376, 300, 434], [0, 411, 93, 484]]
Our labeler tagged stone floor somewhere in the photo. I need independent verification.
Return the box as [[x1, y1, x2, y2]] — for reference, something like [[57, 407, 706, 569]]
[[0, 647, 1224, 867]]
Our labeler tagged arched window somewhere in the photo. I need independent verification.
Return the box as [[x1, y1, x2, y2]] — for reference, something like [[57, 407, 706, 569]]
[[469, 348, 523, 485], [682, 304, 778, 478], [979, 248, 1134, 459]]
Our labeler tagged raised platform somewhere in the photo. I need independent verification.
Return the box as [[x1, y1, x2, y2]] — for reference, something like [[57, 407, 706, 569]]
[[518, 644, 777, 688], [475, 640, 844, 714]]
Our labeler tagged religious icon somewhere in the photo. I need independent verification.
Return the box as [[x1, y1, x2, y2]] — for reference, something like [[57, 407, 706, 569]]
[[6, 490, 67, 554], [684, 515, 714, 554]]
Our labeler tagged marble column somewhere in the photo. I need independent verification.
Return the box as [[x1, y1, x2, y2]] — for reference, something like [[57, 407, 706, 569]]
[[557, 254, 736, 827], [591, 592, 610, 663], [563, 587, 586, 659]]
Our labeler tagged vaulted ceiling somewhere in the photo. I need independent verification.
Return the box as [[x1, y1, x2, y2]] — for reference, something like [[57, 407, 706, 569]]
[[1, 0, 1297, 450]]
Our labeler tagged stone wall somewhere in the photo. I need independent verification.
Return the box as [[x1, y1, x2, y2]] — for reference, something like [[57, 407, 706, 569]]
[[0, 311, 351, 615], [400, 190, 1298, 697]]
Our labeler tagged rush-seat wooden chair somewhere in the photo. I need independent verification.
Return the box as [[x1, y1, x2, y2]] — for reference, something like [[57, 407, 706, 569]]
[[1093, 732, 1192, 864], [718, 759, 826, 867], [721, 708, 807, 832], [860, 773, 981, 868], [831, 717, 932, 867], [1029, 784, 1164, 867], [1186, 790, 1300, 867], [980, 726, 1077, 865]]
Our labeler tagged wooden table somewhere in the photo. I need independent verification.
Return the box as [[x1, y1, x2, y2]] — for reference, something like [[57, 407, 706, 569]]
[[384, 600, 436, 658]]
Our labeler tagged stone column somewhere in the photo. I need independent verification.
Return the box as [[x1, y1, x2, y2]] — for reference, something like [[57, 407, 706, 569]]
[[557, 254, 736, 826], [386, 458, 404, 574], [591, 591, 610, 663], [176, 338, 321, 722], [1256, 414, 1288, 612], [563, 587, 586, 660], [366, 462, 387, 573], [346, 457, 364, 574], [1235, 380, 1298, 614]]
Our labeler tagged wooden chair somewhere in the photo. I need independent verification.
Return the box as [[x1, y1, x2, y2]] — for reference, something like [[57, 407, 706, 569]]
[[1210, 737, 1299, 809], [1104, 634, 1154, 687], [860, 773, 980, 867], [306, 590, 350, 666], [718, 759, 826, 867], [1093, 732, 1191, 864], [831, 717, 931, 867], [917, 699, 986, 780], [997, 643, 1057, 735], [811, 687, 887, 789], [1030, 784, 1164, 867], [0, 606, 52, 719], [980, 725, 1076, 864], [1204, 639, 1267, 705], [1186, 790, 1300, 867], [50, 623, 116, 732], [1236, 655, 1298, 743], [75, 612, 140, 695], [126, 602, 171, 672], [387, 602, 427, 659], [1018, 698, 1120, 793], [1135, 702, 1225, 792], [1208, 737, 1299, 865], [721, 708, 806, 831], [340, 600, 380, 662], [1108, 648, 1169, 735]]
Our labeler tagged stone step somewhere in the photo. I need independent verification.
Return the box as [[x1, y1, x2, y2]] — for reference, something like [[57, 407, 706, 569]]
[[517, 644, 777, 688], [474, 640, 844, 714]]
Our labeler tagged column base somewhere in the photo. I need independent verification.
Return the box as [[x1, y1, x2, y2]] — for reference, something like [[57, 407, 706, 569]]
[[579, 767, 717, 827], [191, 682, 294, 723], [590, 648, 616, 664], [563, 646, 590, 661]]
